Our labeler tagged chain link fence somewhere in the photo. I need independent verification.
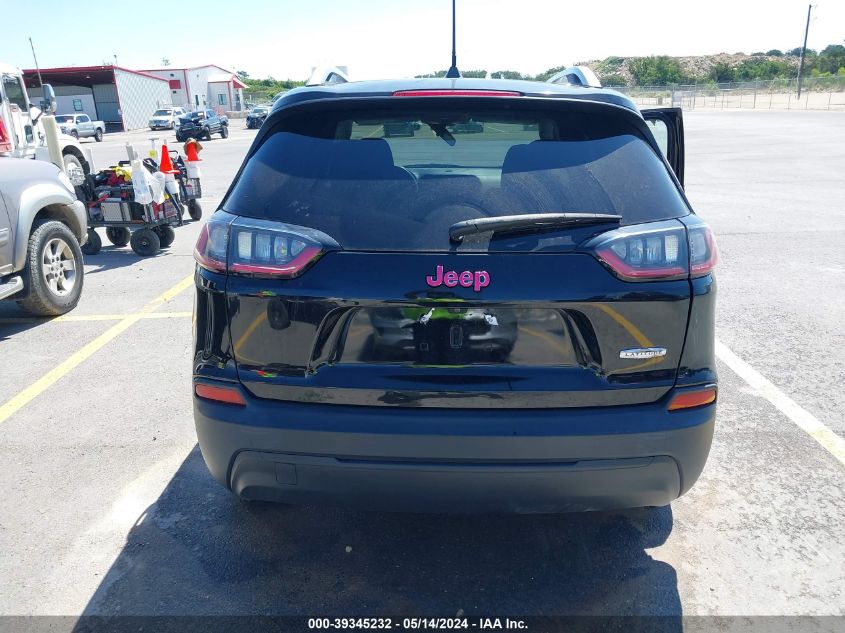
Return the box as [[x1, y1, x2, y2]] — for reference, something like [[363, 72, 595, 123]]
[[608, 77, 845, 110]]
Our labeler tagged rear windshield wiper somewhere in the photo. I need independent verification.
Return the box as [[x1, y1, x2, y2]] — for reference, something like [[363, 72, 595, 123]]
[[449, 213, 622, 243]]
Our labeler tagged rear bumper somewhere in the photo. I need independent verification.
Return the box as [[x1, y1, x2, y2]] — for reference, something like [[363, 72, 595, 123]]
[[193, 384, 715, 513]]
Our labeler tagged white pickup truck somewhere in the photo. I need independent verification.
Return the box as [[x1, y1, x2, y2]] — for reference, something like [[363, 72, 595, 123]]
[[54, 113, 105, 142]]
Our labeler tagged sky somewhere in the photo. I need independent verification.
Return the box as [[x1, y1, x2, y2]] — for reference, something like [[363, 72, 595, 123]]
[[1, 0, 842, 81]]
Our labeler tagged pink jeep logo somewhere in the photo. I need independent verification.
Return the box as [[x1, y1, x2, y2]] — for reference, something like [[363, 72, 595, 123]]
[[425, 265, 490, 292]]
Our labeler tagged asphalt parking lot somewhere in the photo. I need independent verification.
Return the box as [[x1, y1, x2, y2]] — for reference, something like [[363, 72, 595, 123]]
[[0, 111, 843, 628]]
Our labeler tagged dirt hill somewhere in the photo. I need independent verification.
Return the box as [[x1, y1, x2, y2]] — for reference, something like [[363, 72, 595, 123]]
[[580, 53, 800, 86]]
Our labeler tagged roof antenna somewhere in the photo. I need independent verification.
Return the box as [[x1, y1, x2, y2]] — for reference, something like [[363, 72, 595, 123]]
[[445, 0, 460, 78]]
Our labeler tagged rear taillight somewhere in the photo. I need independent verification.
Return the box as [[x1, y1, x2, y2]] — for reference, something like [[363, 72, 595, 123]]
[[592, 221, 687, 281], [228, 218, 329, 278], [194, 214, 337, 279], [688, 225, 719, 277], [193, 221, 229, 273], [588, 219, 717, 282]]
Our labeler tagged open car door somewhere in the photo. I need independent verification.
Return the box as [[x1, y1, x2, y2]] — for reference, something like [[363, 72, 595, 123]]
[[642, 107, 685, 187]]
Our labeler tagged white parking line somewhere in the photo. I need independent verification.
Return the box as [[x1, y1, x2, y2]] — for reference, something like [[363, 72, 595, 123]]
[[0, 275, 193, 426], [716, 340, 845, 468]]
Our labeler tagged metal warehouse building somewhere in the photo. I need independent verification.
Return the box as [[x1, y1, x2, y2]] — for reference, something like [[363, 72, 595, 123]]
[[23, 65, 172, 131], [23, 64, 247, 131]]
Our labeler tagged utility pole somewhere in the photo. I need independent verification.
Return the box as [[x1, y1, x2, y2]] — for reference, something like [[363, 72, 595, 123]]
[[797, 4, 812, 99]]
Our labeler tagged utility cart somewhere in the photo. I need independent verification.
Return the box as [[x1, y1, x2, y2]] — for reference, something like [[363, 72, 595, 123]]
[[78, 163, 183, 257], [76, 142, 204, 257]]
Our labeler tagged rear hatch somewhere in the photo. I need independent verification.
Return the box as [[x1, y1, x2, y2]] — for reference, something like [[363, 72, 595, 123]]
[[205, 96, 712, 408]]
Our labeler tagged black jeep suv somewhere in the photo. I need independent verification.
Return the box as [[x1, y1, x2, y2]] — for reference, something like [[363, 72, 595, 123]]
[[192, 78, 718, 513]]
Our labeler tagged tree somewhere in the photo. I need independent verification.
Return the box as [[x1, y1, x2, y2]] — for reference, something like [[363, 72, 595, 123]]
[[531, 65, 568, 82], [821, 44, 845, 56], [415, 70, 448, 78], [786, 47, 816, 57], [161, 58, 171, 67], [708, 62, 735, 83], [766, 49, 783, 56], [733, 58, 795, 81], [627, 56, 688, 86], [491, 70, 523, 80], [237, 70, 249, 79], [816, 44, 845, 74], [598, 72, 627, 87], [241, 76, 306, 102]]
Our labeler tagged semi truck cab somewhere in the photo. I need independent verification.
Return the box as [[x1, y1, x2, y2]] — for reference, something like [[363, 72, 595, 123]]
[[0, 63, 91, 183]]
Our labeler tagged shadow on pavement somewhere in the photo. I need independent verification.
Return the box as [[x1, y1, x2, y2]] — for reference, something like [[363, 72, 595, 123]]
[[0, 303, 56, 338], [82, 240, 179, 273], [76, 446, 681, 626], [83, 244, 158, 271]]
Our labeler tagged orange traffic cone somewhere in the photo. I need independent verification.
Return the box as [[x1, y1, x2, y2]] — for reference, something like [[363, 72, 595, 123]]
[[158, 144, 179, 174], [184, 138, 203, 162]]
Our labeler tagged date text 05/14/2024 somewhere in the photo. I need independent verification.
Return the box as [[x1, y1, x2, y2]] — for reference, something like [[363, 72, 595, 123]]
[[307, 617, 528, 630]]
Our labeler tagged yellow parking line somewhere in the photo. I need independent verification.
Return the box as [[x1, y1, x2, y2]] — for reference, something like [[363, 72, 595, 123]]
[[54, 314, 130, 322], [592, 304, 653, 348], [0, 274, 194, 426], [0, 311, 193, 324], [233, 311, 267, 353], [136, 311, 193, 319], [518, 326, 573, 357], [0, 315, 121, 324]]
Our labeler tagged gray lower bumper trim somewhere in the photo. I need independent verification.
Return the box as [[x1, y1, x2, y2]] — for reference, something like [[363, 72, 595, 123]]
[[229, 451, 681, 513]]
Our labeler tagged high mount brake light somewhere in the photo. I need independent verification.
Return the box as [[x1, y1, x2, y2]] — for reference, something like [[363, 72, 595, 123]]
[[194, 217, 331, 279], [591, 221, 718, 282], [392, 90, 522, 97]]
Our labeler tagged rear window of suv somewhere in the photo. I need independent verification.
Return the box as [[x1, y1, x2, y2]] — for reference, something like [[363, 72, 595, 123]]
[[223, 104, 690, 252]]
